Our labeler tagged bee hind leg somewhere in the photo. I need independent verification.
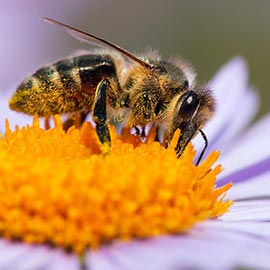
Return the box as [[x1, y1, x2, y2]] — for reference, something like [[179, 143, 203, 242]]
[[92, 79, 111, 154]]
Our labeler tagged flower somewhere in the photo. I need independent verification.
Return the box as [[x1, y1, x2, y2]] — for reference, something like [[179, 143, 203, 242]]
[[0, 115, 232, 253], [0, 57, 269, 270]]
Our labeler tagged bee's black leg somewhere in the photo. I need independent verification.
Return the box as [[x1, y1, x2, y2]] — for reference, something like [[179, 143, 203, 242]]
[[63, 111, 89, 131], [141, 126, 146, 138], [134, 126, 140, 135], [154, 126, 162, 142], [175, 122, 200, 160], [92, 79, 111, 154]]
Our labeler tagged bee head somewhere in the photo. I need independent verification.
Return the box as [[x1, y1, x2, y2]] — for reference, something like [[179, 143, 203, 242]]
[[167, 85, 216, 158]]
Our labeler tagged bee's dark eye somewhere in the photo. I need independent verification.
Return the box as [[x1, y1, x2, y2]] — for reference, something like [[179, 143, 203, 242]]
[[183, 80, 189, 90], [179, 91, 199, 117]]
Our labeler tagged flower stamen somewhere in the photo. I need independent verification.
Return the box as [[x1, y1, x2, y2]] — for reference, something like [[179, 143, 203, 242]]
[[0, 115, 232, 254]]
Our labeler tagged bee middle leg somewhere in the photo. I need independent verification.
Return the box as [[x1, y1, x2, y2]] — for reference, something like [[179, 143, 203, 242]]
[[154, 126, 161, 142], [92, 79, 111, 154]]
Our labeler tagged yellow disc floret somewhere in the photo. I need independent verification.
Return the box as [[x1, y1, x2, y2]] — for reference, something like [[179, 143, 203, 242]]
[[0, 115, 232, 254]]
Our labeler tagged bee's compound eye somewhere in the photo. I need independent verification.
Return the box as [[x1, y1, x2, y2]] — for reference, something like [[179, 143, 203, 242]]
[[179, 91, 199, 117]]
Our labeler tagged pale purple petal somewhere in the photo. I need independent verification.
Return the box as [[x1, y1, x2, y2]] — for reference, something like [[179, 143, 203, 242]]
[[209, 57, 249, 129], [219, 114, 270, 178], [9, 247, 52, 270], [239, 113, 270, 144], [220, 199, 270, 222], [0, 240, 80, 270], [0, 240, 32, 268], [192, 57, 255, 154], [218, 158, 269, 187], [209, 86, 259, 154], [210, 57, 248, 98], [203, 220, 270, 239], [42, 249, 80, 270], [88, 226, 270, 270], [225, 172, 270, 200]]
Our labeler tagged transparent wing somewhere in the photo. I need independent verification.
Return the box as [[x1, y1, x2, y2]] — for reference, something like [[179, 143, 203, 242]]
[[66, 28, 108, 48], [41, 16, 151, 68]]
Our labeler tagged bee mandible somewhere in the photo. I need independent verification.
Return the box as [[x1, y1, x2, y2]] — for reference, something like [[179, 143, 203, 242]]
[[9, 17, 215, 164]]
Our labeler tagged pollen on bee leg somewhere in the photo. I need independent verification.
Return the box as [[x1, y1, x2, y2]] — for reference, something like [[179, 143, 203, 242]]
[[100, 141, 111, 155]]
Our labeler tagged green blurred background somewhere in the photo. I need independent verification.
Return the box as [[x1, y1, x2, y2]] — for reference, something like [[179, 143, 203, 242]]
[[2, 0, 269, 117]]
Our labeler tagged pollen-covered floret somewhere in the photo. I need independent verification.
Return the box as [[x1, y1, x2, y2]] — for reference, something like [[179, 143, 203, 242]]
[[0, 116, 232, 254]]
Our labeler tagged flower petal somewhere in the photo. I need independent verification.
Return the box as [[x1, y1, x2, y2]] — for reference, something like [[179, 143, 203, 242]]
[[220, 199, 270, 222], [203, 220, 270, 239], [193, 57, 255, 153], [0, 240, 32, 268], [42, 249, 81, 270], [88, 225, 270, 270], [224, 172, 270, 200], [218, 159, 269, 188], [0, 240, 80, 270], [219, 114, 270, 178], [210, 86, 259, 154]]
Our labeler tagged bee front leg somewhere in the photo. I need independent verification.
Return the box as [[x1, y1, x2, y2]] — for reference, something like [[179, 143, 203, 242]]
[[174, 121, 200, 159], [92, 79, 111, 154]]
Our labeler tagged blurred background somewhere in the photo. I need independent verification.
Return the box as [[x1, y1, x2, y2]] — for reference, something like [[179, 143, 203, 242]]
[[1, 0, 269, 117]]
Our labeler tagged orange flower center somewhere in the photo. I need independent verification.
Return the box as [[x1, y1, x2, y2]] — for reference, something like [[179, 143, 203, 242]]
[[0, 116, 232, 254]]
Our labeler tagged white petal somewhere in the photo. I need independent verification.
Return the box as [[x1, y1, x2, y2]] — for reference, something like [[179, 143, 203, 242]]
[[221, 199, 270, 222]]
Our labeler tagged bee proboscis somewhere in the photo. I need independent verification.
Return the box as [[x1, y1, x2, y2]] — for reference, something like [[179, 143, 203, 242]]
[[9, 17, 215, 164]]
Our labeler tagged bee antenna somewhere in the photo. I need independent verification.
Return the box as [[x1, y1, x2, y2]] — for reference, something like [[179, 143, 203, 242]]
[[196, 129, 208, 166]]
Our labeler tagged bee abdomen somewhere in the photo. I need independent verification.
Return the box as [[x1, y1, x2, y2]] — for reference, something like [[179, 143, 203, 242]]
[[75, 54, 118, 91], [9, 54, 120, 117], [9, 59, 83, 116]]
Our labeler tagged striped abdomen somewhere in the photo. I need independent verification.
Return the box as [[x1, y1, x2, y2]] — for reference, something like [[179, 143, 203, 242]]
[[9, 54, 118, 116]]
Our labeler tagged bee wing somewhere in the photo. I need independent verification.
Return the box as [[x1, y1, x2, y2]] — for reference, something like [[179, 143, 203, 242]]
[[41, 16, 151, 68], [65, 28, 108, 48]]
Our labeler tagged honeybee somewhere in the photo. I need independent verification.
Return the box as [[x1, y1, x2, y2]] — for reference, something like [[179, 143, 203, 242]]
[[9, 17, 215, 164]]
